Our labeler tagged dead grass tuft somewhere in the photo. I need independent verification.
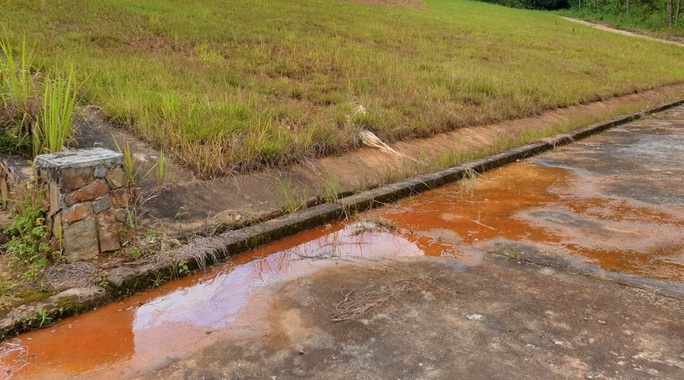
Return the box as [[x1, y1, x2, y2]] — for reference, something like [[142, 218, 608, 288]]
[[325, 268, 453, 321], [43, 262, 97, 291]]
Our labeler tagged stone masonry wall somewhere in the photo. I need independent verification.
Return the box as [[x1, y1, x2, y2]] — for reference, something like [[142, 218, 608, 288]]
[[34, 148, 130, 262]]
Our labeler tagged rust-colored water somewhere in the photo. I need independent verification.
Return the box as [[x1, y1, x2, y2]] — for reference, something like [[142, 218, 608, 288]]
[[0, 221, 479, 379], [373, 161, 684, 283]]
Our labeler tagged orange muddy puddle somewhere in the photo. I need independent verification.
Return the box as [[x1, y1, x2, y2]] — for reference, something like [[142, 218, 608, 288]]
[[0, 222, 478, 379], [373, 161, 684, 284]]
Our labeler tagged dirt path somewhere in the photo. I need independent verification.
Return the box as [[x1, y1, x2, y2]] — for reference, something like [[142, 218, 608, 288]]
[[561, 17, 684, 48]]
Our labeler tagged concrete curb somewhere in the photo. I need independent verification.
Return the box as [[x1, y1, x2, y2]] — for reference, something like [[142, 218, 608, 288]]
[[2, 98, 684, 338], [106, 203, 344, 296]]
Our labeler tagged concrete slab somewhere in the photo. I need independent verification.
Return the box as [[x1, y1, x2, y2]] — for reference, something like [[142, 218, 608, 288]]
[[154, 258, 684, 380]]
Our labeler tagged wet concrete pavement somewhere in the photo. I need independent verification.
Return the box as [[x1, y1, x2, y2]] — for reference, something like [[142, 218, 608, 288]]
[[2, 107, 684, 379]]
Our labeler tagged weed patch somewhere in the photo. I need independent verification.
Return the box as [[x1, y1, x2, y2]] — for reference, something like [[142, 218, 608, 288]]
[[276, 175, 310, 213], [1, 185, 57, 282]]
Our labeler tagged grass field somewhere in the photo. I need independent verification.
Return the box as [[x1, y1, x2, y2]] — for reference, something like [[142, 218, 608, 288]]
[[2, 0, 684, 177]]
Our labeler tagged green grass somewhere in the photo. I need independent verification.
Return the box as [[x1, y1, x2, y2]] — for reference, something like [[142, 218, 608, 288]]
[[2, 0, 684, 177], [0, 38, 39, 155], [33, 66, 79, 156], [1, 39, 79, 157]]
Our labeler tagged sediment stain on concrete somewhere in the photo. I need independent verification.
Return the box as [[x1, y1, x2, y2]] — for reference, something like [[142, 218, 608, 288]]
[[373, 122, 684, 284]]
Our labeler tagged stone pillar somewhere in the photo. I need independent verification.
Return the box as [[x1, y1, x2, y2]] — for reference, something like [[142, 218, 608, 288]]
[[34, 148, 130, 262]]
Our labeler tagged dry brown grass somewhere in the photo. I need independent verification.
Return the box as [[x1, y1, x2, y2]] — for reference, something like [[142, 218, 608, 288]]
[[323, 267, 453, 321], [43, 262, 97, 292]]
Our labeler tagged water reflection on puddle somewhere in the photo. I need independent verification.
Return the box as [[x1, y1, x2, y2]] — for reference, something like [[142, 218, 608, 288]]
[[1, 221, 478, 379]]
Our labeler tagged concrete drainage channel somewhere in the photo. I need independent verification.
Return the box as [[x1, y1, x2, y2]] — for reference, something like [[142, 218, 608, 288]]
[[2, 98, 684, 337]]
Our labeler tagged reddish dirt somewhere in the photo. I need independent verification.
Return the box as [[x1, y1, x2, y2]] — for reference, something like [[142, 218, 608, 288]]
[[373, 161, 684, 284]]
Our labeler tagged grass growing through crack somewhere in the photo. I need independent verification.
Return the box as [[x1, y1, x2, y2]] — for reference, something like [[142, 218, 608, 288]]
[[275, 175, 310, 213], [3, 0, 684, 177], [113, 136, 168, 187], [323, 170, 341, 203], [113, 138, 140, 186]]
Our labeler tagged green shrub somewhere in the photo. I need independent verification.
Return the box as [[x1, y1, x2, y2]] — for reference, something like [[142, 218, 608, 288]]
[[563, 0, 684, 33], [2, 188, 54, 281]]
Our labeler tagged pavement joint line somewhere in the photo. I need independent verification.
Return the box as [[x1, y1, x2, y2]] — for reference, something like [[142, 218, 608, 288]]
[[2, 98, 684, 338]]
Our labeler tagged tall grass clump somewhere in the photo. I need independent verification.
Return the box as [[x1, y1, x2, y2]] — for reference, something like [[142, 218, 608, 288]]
[[1, 38, 79, 157], [33, 66, 78, 155], [0, 38, 36, 114], [0, 38, 39, 155]]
